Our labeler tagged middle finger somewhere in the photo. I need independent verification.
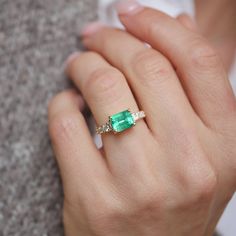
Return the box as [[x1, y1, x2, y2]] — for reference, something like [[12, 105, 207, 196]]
[[82, 26, 197, 140]]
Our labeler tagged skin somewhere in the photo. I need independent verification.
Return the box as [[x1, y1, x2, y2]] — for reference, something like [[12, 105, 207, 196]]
[[48, 2, 236, 236], [195, 0, 236, 70]]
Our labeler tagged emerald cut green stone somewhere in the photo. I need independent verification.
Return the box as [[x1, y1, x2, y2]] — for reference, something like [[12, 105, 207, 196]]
[[110, 110, 135, 133]]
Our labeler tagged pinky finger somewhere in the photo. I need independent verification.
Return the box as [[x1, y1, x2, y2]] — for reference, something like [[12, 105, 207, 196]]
[[48, 89, 108, 199]]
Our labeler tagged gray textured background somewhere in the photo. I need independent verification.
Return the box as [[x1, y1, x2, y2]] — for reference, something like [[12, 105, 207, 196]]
[[0, 0, 97, 235]]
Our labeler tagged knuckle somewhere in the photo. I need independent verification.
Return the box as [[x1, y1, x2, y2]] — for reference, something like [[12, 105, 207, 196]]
[[190, 40, 221, 69], [189, 166, 217, 202], [49, 112, 81, 141], [85, 67, 124, 102], [131, 49, 173, 87]]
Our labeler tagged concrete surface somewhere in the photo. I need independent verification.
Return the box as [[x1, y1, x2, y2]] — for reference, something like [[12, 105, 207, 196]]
[[0, 0, 97, 235]]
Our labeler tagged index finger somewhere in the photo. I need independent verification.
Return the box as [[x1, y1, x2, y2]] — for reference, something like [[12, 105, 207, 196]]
[[116, 1, 236, 129]]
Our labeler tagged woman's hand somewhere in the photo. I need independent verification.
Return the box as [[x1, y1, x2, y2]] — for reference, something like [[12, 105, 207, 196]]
[[48, 1, 236, 235]]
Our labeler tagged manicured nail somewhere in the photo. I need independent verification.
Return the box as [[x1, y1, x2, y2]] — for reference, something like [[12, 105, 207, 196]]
[[64, 52, 81, 73], [115, 0, 144, 15], [81, 21, 105, 37]]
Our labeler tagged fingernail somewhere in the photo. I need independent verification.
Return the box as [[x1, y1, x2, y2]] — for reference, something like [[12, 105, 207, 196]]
[[81, 21, 105, 37], [64, 52, 81, 73], [115, 0, 144, 15]]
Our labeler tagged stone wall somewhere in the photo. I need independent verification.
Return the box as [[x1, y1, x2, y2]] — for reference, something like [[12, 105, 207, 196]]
[[0, 1, 97, 235]]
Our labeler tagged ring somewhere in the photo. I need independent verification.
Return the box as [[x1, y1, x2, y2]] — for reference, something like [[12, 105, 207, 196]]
[[96, 109, 146, 134]]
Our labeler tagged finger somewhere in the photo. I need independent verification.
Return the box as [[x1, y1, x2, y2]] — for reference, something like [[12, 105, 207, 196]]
[[67, 52, 141, 129], [81, 25, 197, 139], [176, 13, 198, 31], [66, 52, 152, 176], [48, 89, 109, 198], [116, 1, 236, 129]]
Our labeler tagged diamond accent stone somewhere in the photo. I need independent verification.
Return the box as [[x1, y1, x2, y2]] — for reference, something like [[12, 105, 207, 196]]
[[96, 123, 112, 134], [132, 111, 146, 121]]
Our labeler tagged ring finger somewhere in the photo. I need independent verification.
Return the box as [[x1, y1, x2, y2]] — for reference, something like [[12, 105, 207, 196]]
[[66, 52, 153, 176], [82, 26, 198, 141]]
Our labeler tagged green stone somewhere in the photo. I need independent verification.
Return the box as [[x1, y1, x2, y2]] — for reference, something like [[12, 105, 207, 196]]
[[110, 110, 135, 133]]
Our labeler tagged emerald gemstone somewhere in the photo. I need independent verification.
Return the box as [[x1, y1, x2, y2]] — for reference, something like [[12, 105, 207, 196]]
[[110, 110, 135, 133]]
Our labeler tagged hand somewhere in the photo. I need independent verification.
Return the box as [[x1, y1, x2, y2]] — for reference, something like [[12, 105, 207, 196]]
[[48, 1, 236, 236]]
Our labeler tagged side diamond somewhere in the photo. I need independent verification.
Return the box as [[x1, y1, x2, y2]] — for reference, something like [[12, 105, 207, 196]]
[[132, 111, 146, 122], [96, 123, 112, 134]]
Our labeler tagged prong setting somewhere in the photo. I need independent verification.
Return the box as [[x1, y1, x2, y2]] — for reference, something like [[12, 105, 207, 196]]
[[96, 110, 145, 134]]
